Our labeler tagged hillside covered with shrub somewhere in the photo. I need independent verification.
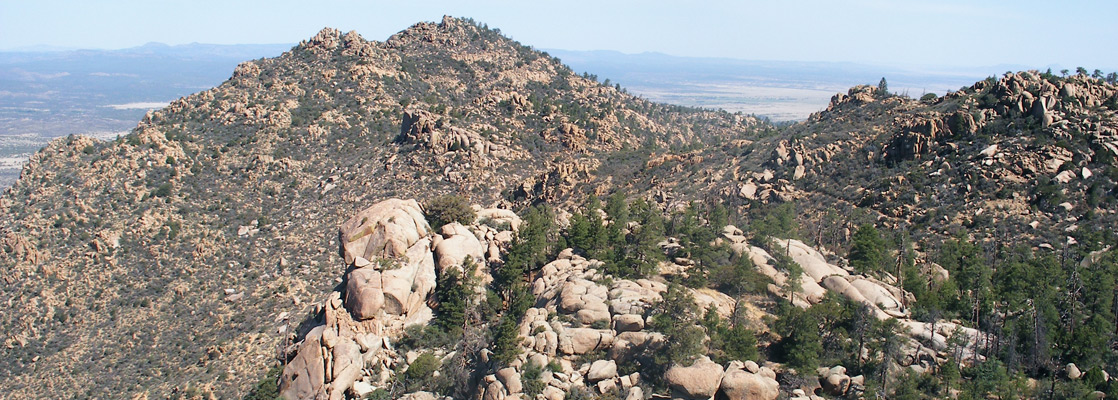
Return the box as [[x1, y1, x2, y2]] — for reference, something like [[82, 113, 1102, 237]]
[[2, 16, 1118, 400]]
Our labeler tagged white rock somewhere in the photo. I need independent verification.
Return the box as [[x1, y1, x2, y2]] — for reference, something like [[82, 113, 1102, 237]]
[[339, 199, 430, 264], [1055, 170, 1076, 183], [625, 386, 643, 400], [979, 144, 998, 158], [587, 360, 618, 382], [350, 380, 376, 398], [664, 357, 724, 399]]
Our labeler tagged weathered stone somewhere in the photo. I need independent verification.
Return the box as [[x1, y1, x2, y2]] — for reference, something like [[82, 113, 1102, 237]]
[[625, 386, 643, 400], [597, 378, 617, 394], [1067, 363, 1082, 380], [664, 357, 725, 399], [559, 281, 588, 313], [979, 144, 998, 158], [339, 199, 429, 264], [434, 222, 485, 274], [691, 288, 736, 320], [379, 238, 436, 318], [543, 386, 565, 400], [822, 371, 850, 396], [849, 278, 904, 315], [561, 328, 610, 355], [718, 368, 779, 400], [773, 239, 848, 282], [399, 392, 438, 400], [328, 338, 363, 400], [482, 379, 505, 400], [1055, 170, 1076, 183], [588, 359, 618, 382], [920, 262, 949, 283], [576, 308, 611, 325], [476, 207, 523, 231], [279, 326, 327, 400], [496, 367, 522, 393], [740, 182, 759, 200], [345, 268, 384, 320], [743, 360, 760, 373], [612, 314, 644, 332], [350, 380, 375, 398]]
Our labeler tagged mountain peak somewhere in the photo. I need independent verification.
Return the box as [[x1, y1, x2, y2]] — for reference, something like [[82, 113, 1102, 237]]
[[301, 27, 343, 49]]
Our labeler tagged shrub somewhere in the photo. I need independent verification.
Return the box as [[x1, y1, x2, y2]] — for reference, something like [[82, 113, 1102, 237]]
[[750, 203, 797, 241], [491, 314, 523, 366], [244, 364, 281, 400], [702, 307, 760, 364], [365, 388, 391, 400], [153, 183, 173, 198], [564, 386, 593, 400], [720, 324, 760, 362], [404, 352, 441, 391], [708, 246, 770, 296], [425, 194, 475, 229], [521, 361, 546, 397]]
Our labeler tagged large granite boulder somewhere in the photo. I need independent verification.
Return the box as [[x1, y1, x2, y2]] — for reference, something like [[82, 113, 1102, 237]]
[[339, 198, 429, 264], [279, 326, 327, 400], [433, 222, 485, 274], [345, 268, 385, 319], [718, 366, 779, 400], [664, 357, 725, 399]]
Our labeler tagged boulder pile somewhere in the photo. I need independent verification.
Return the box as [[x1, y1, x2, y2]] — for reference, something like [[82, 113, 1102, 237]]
[[279, 198, 510, 399]]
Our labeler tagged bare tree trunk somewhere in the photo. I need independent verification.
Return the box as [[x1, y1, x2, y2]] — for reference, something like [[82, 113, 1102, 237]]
[[1113, 286, 1118, 335], [973, 296, 981, 364], [1031, 300, 1042, 374], [997, 307, 1008, 358], [881, 364, 888, 398], [1048, 371, 1056, 400]]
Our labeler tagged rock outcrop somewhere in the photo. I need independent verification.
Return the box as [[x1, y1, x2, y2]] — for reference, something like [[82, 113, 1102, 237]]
[[400, 109, 496, 155], [664, 357, 725, 399], [279, 290, 388, 400], [339, 199, 430, 264], [719, 361, 780, 400], [280, 199, 442, 399], [432, 222, 485, 275]]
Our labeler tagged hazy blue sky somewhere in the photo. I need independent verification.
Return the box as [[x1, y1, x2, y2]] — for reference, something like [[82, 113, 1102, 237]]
[[2, 0, 1116, 69]]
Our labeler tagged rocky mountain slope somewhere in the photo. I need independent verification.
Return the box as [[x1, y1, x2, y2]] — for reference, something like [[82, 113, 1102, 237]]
[[2, 15, 1118, 400], [0, 17, 759, 399], [771, 71, 1118, 251]]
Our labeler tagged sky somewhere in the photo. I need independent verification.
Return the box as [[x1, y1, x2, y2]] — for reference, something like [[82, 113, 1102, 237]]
[[2, 0, 1116, 70]]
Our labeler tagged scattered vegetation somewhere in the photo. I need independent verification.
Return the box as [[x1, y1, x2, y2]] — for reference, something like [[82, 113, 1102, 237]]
[[7, 13, 1118, 400], [425, 194, 476, 229]]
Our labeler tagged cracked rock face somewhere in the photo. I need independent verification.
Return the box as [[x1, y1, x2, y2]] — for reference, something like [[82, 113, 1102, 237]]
[[339, 198, 430, 264], [281, 198, 439, 399]]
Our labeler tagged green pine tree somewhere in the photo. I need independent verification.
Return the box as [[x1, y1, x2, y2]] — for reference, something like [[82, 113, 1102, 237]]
[[848, 224, 886, 274]]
